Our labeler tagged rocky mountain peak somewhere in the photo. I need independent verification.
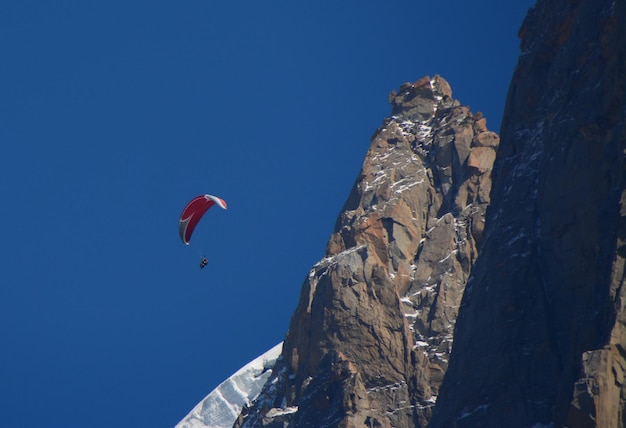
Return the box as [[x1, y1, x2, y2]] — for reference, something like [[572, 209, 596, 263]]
[[235, 75, 499, 428], [388, 75, 453, 121]]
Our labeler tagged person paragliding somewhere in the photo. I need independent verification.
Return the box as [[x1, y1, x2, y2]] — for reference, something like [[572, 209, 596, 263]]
[[178, 194, 227, 269]]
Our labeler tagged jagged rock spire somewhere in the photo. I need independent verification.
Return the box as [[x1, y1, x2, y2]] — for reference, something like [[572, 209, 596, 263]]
[[235, 75, 499, 428]]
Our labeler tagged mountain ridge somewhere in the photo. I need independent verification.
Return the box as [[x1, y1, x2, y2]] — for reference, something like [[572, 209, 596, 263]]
[[175, 343, 283, 428]]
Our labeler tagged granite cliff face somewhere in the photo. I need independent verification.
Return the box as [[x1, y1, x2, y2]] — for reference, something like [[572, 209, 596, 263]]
[[234, 76, 499, 428], [430, 0, 626, 426]]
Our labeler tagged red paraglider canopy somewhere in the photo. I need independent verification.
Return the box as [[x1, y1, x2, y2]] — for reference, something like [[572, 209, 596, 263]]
[[178, 194, 227, 245]]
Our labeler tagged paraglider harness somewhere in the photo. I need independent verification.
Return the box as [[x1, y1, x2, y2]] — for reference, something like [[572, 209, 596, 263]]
[[199, 257, 208, 269]]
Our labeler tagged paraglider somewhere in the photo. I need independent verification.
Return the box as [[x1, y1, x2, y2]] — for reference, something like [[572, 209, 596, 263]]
[[179, 194, 227, 268]]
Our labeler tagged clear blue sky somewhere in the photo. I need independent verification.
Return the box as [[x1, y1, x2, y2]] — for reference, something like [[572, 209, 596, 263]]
[[1, 1, 534, 427]]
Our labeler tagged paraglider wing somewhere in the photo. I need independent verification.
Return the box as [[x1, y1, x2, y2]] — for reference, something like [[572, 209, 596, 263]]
[[178, 194, 227, 245]]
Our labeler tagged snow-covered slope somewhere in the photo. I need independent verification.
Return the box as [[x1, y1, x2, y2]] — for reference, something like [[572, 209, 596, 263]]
[[175, 343, 283, 428]]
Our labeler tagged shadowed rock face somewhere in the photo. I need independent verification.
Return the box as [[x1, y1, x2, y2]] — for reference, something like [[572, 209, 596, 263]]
[[430, 0, 626, 427], [234, 75, 499, 428]]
